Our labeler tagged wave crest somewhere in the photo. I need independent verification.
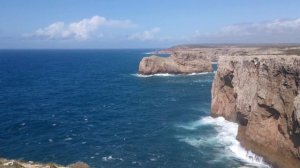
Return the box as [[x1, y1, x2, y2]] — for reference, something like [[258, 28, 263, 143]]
[[177, 116, 270, 168]]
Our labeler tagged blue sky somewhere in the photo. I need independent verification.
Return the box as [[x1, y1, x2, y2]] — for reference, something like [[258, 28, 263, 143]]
[[1, 0, 300, 48]]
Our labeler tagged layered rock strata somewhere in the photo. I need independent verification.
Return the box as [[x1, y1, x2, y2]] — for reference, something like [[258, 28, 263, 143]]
[[211, 55, 300, 168], [139, 51, 212, 75]]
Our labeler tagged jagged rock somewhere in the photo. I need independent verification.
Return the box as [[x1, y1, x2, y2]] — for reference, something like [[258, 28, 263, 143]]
[[0, 158, 88, 168], [48, 163, 57, 168], [138, 51, 212, 75], [211, 55, 300, 168], [1, 161, 24, 168], [68, 162, 89, 168]]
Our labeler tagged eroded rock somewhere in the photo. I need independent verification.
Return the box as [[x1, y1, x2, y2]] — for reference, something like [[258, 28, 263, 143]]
[[138, 51, 212, 75], [211, 55, 300, 168]]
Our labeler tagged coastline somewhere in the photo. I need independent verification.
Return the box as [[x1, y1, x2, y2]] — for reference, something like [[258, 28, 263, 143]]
[[0, 158, 89, 168], [211, 55, 300, 168]]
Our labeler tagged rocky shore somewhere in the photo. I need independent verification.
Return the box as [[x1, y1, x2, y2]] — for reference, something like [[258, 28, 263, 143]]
[[138, 45, 300, 167], [139, 51, 212, 75], [139, 45, 300, 75], [211, 55, 300, 168], [0, 158, 89, 168]]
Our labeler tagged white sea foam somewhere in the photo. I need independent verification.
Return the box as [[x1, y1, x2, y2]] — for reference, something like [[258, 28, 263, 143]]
[[102, 155, 113, 161], [64, 137, 73, 141], [144, 52, 155, 55], [178, 116, 270, 168], [187, 72, 212, 76], [176, 120, 205, 130], [132, 72, 214, 78], [132, 73, 175, 78], [102, 155, 124, 162]]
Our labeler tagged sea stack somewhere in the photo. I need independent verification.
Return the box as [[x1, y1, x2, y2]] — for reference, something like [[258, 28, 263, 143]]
[[138, 51, 212, 75], [211, 55, 300, 168]]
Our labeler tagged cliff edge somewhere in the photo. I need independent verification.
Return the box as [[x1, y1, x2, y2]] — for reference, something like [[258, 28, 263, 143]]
[[211, 55, 300, 168], [138, 51, 212, 75]]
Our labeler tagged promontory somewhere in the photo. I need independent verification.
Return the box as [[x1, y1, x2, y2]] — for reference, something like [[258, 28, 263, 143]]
[[138, 51, 212, 75]]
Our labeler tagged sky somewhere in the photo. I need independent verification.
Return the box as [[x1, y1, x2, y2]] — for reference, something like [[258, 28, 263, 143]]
[[1, 0, 300, 49]]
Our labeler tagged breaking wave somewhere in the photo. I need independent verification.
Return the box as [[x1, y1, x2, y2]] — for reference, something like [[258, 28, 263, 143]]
[[177, 116, 270, 168], [132, 72, 215, 78]]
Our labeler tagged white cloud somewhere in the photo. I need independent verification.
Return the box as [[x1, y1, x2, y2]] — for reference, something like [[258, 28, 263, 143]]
[[128, 27, 161, 41], [194, 18, 300, 43], [25, 16, 136, 40], [220, 19, 300, 36]]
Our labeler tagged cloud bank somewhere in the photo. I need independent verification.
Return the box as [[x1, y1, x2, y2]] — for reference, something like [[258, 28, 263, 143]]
[[23, 17, 300, 45], [194, 18, 300, 43], [25, 16, 136, 40], [128, 27, 161, 41]]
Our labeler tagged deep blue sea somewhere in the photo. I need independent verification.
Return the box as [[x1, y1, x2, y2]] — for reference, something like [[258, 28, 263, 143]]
[[0, 50, 270, 168]]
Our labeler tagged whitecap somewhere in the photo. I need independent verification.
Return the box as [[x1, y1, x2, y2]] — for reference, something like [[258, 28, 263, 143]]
[[102, 155, 113, 162], [64, 137, 72, 141], [177, 116, 270, 168], [102, 155, 124, 162]]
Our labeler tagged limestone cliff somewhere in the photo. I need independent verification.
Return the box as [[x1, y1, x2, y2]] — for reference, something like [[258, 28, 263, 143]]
[[211, 55, 300, 168], [138, 51, 212, 75]]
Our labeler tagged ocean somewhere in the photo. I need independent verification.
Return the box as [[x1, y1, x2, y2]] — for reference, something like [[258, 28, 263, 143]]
[[0, 49, 269, 168]]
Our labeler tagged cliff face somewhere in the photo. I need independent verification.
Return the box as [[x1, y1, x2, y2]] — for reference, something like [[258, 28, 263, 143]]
[[138, 51, 212, 75], [211, 55, 300, 168]]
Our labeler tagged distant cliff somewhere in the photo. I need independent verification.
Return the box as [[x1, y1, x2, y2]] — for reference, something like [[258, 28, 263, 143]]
[[157, 45, 300, 62], [211, 55, 300, 168], [139, 51, 212, 75]]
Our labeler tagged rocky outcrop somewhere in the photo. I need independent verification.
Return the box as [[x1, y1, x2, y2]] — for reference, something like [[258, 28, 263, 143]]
[[211, 55, 300, 168], [0, 158, 89, 168], [138, 51, 212, 75]]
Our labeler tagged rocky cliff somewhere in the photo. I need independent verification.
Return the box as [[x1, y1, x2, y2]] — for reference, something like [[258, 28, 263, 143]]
[[138, 51, 212, 75], [158, 45, 300, 62], [211, 55, 300, 168]]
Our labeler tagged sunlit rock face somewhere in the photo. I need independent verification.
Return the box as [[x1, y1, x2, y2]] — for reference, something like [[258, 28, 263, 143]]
[[138, 51, 212, 75], [211, 55, 300, 168]]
